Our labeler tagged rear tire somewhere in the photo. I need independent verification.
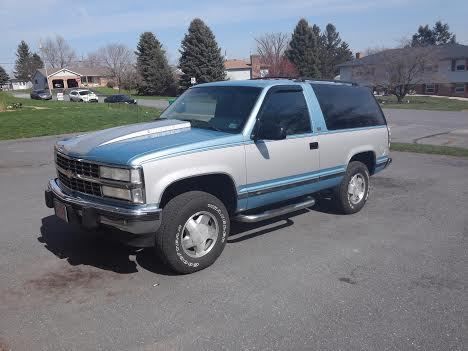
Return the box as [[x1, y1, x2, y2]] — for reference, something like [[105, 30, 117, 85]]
[[333, 161, 370, 214], [155, 191, 230, 274]]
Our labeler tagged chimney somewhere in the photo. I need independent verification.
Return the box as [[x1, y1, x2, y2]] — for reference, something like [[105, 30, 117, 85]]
[[355, 52, 361, 60], [250, 55, 261, 79]]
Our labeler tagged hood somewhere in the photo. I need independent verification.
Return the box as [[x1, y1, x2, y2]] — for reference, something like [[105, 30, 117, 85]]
[[56, 119, 242, 166]]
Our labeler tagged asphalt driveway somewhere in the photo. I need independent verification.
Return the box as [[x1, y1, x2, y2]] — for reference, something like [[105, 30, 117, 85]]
[[0, 136, 466, 350], [384, 108, 468, 148]]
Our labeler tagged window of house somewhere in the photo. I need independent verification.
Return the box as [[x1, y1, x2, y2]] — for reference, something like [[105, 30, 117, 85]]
[[456, 60, 466, 71], [259, 89, 311, 136], [454, 83, 465, 93], [311, 84, 386, 130], [34, 79, 38, 84], [425, 83, 436, 94]]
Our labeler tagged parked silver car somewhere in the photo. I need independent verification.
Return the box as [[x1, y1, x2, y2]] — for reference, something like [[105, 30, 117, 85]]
[[45, 78, 391, 274], [69, 89, 98, 102]]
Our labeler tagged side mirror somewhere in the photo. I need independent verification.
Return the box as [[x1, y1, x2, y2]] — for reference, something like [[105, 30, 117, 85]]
[[255, 119, 287, 141]]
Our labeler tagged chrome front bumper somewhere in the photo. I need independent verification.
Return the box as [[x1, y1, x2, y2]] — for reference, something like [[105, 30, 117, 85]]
[[45, 178, 161, 235]]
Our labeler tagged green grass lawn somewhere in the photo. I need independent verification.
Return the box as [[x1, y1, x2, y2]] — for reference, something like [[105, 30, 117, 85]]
[[90, 87, 175, 100], [0, 92, 161, 140], [391, 142, 468, 157], [378, 95, 468, 111]]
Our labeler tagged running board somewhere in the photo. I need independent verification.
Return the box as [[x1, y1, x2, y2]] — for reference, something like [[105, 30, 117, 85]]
[[234, 197, 316, 223]]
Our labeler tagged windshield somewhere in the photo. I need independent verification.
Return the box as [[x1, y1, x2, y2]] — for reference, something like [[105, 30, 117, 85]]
[[79, 91, 90, 96], [160, 86, 262, 133]]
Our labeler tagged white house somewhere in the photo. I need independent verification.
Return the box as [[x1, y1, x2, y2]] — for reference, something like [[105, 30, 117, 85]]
[[224, 55, 269, 80], [1, 79, 33, 91]]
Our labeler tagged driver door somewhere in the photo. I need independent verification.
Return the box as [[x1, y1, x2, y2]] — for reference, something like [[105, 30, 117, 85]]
[[242, 85, 320, 209]]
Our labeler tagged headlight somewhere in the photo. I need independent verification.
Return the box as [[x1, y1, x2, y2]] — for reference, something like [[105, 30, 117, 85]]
[[102, 186, 144, 203], [100, 166, 141, 183]]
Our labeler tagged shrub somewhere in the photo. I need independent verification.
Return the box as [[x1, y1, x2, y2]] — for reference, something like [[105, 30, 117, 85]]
[[106, 80, 116, 88]]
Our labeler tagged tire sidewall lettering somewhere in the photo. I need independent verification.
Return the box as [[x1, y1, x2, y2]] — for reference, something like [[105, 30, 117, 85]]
[[173, 203, 227, 268]]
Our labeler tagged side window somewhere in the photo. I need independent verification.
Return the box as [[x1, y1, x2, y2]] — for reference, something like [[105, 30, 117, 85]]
[[311, 84, 386, 130], [259, 89, 311, 136]]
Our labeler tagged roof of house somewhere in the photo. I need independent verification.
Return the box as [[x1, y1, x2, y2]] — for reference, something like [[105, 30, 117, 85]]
[[37, 66, 111, 77], [224, 59, 251, 70], [338, 44, 468, 68]]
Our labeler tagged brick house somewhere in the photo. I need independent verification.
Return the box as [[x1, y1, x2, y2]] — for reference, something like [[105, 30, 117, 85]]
[[32, 67, 112, 91], [224, 55, 269, 80], [338, 44, 468, 98]]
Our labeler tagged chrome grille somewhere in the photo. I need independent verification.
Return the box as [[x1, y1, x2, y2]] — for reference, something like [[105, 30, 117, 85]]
[[58, 170, 102, 196], [56, 153, 99, 178], [56, 152, 102, 196]]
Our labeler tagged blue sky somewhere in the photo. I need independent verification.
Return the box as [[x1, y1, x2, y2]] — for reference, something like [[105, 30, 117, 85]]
[[1, 0, 467, 72]]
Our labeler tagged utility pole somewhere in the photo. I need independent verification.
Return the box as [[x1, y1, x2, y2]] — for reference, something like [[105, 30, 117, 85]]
[[39, 41, 52, 92]]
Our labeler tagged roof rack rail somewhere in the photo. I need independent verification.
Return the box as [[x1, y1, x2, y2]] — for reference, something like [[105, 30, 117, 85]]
[[296, 77, 358, 86], [250, 76, 297, 80], [250, 76, 358, 86]]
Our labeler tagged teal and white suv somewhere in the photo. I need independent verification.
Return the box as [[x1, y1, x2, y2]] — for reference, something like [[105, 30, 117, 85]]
[[45, 78, 391, 274]]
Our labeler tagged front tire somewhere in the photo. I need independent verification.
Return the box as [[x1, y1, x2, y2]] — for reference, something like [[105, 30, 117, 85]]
[[334, 161, 370, 214], [155, 191, 230, 274]]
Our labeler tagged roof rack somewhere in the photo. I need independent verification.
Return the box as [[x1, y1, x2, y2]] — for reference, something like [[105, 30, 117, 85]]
[[250, 76, 296, 80], [296, 77, 358, 86], [250, 76, 358, 86]]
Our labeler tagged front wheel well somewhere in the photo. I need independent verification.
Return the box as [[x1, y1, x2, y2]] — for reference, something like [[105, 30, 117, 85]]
[[349, 151, 376, 175], [159, 174, 237, 215]]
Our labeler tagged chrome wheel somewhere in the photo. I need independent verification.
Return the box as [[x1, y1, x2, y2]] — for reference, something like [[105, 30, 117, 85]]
[[181, 211, 219, 258], [348, 173, 366, 205]]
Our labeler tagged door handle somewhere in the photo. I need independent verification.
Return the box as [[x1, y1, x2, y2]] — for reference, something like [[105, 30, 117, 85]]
[[309, 142, 319, 150]]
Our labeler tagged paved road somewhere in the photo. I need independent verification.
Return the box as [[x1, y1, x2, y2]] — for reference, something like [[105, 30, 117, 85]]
[[384, 108, 468, 147], [0, 137, 466, 350]]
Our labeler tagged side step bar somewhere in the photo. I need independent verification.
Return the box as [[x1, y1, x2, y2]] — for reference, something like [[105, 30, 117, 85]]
[[234, 197, 316, 223]]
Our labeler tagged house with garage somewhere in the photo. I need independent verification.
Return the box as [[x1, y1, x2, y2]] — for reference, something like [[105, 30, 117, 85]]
[[32, 67, 112, 91], [338, 44, 468, 97]]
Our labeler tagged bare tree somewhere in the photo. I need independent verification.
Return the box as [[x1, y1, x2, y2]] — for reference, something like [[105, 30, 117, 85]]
[[255, 33, 293, 76], [363, 46, 389, 56], [95, 44, 134, 92], [377, 47, 435, 102], [40, 35, 76, 68]]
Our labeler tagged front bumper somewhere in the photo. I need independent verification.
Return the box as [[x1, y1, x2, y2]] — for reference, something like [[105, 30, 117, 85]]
[[45, 178, 162, 236]]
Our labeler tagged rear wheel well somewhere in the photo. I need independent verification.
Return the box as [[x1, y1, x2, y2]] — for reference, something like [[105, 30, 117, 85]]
[[159, 174, 237, 215], [349, 151, 376, 174]]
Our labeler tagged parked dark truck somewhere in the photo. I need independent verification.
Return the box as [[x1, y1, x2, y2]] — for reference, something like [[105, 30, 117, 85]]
[[45, 78, 391, 274]]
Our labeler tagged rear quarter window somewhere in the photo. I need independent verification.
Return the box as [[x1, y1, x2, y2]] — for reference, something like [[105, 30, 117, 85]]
[[311, 84, 386, 130]]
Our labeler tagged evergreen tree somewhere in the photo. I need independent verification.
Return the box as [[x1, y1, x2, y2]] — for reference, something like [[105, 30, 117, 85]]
[[14, 40, 32, 80], [285, 19, 320, 78], [433, 21, 456, 44], [135, 32, 176, 96], [411, 21, 456, 47], [179, 18, 225, 91], [319, 24, 352, 79], [30, 53, 44, 72], [13, 41, 43, 81], [0, 65, 9, 86]]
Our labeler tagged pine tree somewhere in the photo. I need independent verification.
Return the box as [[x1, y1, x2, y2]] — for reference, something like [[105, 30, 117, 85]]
[[0, 65, 9, 86], [179, 18, 226, 91], [411, 21, 456, 47], [30, 53, 44, 72], [315, 23, 353, 79], [14, 40, 32, 80], [135, 32, 176, 96], [285, 19, 320, 78]]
